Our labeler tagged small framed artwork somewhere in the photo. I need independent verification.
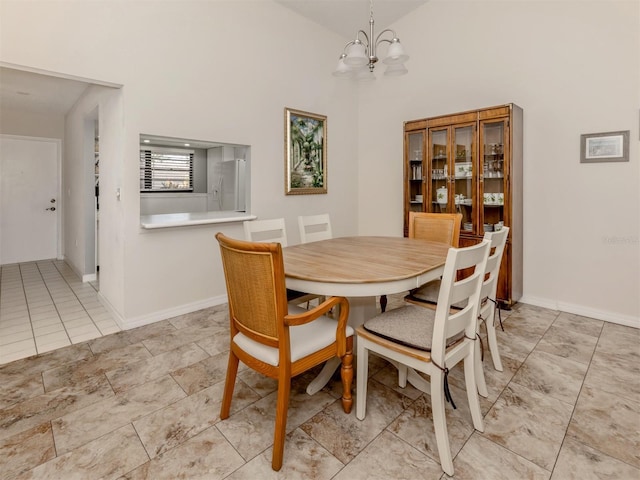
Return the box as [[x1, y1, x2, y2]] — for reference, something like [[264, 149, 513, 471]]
[[285, 107, 327, 195], [580, 130, 629, 163]]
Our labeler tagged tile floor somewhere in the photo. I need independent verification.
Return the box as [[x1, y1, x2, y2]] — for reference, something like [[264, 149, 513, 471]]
[[0, 260, 120, 365], [0, 271, 639, 479]]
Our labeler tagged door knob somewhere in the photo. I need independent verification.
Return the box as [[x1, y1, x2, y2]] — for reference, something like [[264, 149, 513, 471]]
[[46, 207, 56, 211]]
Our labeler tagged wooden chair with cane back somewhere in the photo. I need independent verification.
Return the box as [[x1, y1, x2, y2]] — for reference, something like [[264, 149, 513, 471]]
[[379, 212, 462, 313], [215, 232, 354, 471]]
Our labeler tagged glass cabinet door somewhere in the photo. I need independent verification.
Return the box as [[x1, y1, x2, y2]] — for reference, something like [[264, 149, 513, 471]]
[[480, 119, 507, 234], [452, 123, 476, 233], [406, 131, 425, 214], [429, 128, 449, 213]]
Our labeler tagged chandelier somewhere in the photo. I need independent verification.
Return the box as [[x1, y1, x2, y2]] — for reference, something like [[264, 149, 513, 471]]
[[333, 0, 409, 79]]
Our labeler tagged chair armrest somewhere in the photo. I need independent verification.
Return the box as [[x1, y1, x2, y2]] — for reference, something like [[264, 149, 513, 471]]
[[285, 296, 351, 356]]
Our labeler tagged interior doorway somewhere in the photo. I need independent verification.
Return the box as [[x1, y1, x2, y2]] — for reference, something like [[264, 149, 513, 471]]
[[83, 110, 99, 282], [0, 135, 61, 264]]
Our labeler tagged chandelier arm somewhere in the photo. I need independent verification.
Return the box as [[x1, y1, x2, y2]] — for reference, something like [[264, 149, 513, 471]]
[[356, 30, 370, 47], [374, 29, 398, 46]]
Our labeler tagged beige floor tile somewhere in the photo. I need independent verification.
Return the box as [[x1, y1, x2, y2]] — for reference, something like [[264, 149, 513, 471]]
[[31, 322, 65, 336], [34, 330, 70, 348], [446, 433, 550, 480], [141, 324, 225, 356], [231, 429, 345, 479], [552, 312, 604, 337], [133, 380, 258, 459], [0, 374, 44, 410], [217, 378, 338, 462], [1, 276, 637, 479], [535, 324, 598, 365], [0, 375, 114, 442], [18, 424, 148, 480], [105, 342, 209, 394], [333, 429, 441, 479], [301, 383, 404, 465], [170, 350, 232, 395], [42, 343, 152, 391], [121, 320, 177, 345], [0, 339, 37, 365], [567, 384, 640, 468], [583, 349, 640, 403], [0, 423, 56, 479], [551, 437, 640, 480], [481, 382, 573, 470], [511, 349, 588, 405], [0, 343, 93, 377], [122, 426, 244, 480], [388, 382, 478, 467], [51, 375, 186, 454], [36, 338, 72, 354], [0, 328, 34, 345]]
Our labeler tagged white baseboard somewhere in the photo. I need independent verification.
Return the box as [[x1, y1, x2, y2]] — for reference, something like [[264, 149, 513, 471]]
[[61, 256, 97, 283], [98, 293, 229, 331], [519, 295, 639, 329]]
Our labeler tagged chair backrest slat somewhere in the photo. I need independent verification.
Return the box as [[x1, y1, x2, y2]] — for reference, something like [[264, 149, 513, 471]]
[[244, 218, 288, 246], [298, 214, 332, 243]]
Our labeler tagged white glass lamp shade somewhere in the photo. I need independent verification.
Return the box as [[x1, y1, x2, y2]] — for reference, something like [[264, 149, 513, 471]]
[[356, 67, 376, 82], [382, 39, 409, 65], [344, 41, 368, 66], [332, 55, 353, 77], [384, 63, 408, 76]]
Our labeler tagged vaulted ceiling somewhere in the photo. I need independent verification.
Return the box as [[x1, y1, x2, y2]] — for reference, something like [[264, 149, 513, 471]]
[[0, 1, 427, 116]]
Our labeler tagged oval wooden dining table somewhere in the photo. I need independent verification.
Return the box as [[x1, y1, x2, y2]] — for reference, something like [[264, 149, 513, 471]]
[[282, 236, 450, 394]]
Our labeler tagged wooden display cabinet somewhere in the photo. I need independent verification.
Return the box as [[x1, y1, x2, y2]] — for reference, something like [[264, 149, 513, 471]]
[[403, 104, 523, 306]]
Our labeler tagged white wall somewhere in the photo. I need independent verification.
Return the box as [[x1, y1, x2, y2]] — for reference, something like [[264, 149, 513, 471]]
[[357, 0, 639, 325], [140, 194, 208, 215], [1, 0, 637, 327], [0, 1, 359, 326]]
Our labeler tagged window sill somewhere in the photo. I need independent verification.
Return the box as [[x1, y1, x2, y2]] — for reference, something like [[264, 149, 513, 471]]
[[140, 211, 256, 229]]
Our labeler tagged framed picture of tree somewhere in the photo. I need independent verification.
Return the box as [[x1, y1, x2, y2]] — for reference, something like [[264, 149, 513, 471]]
[[285, 108, 327, 195]]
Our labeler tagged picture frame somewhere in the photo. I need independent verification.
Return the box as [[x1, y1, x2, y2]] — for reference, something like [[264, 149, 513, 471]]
[[285, 108, 327, 195], [580, 130, 629, 163]]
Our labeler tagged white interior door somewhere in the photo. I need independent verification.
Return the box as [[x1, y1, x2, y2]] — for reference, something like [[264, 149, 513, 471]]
[[0, 136, 60, 265]]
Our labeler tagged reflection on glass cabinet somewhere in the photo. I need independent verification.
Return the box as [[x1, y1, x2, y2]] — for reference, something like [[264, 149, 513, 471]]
[[453, 124, 474, 232], [403, 104, 523, 306], [406, 130, 425, 213], [481, 120, 505, 233]]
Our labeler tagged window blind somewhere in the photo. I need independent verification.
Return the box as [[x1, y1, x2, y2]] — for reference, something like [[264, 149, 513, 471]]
[[140, 147, 194, 192]]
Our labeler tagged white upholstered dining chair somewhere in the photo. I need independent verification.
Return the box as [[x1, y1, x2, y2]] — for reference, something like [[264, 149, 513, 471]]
[[355, 240, 490, 476]]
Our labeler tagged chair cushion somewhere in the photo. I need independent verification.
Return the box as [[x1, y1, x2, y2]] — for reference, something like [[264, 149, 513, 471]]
[[233, 305, 354, 367], [363, 304, 463, 351]]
